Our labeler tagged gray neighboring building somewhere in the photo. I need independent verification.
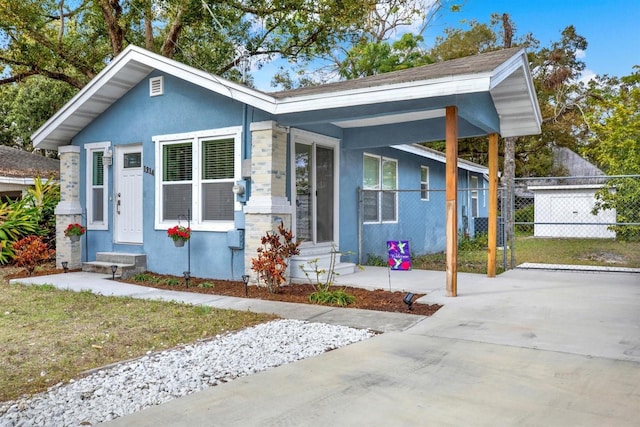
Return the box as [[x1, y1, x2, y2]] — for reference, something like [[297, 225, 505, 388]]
[[0, 145, 59, 200]]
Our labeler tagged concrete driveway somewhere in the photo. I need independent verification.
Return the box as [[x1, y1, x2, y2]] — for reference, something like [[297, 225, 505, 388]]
[[103, 268, 640, 426]]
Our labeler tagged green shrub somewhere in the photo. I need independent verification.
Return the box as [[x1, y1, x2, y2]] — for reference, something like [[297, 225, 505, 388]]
[[365, 253, 387, 266], [514, 204, 535, 235], [0, 199, 40, 264], [132, 272, 158, 283], [309, 289, 355, 306], [161, 277, 181, 286], [458, 233, 488, 251], [0, 177, 59, 264], [198, 282, 215, 288]]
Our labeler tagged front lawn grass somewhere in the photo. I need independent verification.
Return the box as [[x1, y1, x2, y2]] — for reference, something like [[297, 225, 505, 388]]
[[513, 236, 640, 268], [0, 276, 277, 402]]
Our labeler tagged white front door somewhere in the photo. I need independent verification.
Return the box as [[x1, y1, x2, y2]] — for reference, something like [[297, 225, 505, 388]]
[[115, 145, 143, 244]]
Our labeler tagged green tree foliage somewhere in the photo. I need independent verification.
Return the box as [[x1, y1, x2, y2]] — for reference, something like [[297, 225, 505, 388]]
[[0, 0, 377, 147], [272, 0, 461, 88], [427, 17, 594, 178], [584, 70, 640, 175], [586, 70, 640, 241], [0, 77, 77, 150], [337, 33, 433, 79], [0, 0, 376, 89]]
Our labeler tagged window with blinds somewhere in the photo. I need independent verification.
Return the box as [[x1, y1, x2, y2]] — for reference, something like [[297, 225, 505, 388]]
[[157, 129, 239, 227], [92, 151, 104, 222], [162, 143, 192, 221], [201, 139, 234, 220]]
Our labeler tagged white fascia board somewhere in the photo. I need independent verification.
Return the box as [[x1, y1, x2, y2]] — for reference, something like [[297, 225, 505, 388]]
[[0, 177, 35, 185], [490, 48, 542, 132], [128, 48, 276, 112], [489, 48, 526, 88], [32, 47, 150, 148], [392, 145, 488, 174], [273, 74, 493, 115]]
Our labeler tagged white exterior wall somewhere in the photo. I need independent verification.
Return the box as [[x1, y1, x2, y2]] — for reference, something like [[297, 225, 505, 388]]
[[532, 185, 616, 239]]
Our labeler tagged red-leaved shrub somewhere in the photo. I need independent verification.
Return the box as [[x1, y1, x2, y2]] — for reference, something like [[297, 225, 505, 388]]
[[12, 236, 55, 276]]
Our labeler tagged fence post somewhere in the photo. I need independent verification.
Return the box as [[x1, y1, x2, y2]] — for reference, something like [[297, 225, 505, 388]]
[[487, 133, 498, 277]]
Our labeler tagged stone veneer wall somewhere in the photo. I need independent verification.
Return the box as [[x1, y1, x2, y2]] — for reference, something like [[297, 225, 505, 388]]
[[243, 121, 293, 283], [55, 146, 83, 269]]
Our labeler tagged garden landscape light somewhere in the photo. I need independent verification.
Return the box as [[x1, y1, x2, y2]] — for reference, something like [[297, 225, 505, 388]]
[[403, 292, 415, 310], [62, 261, 68, 273], [111, 265, 118, 280], [183, 271, 191, 288], [242, 274, 250, 296]]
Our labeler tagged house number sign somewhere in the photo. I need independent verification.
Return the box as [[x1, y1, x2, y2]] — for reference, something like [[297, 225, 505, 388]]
[[144, 166, 155, 176]]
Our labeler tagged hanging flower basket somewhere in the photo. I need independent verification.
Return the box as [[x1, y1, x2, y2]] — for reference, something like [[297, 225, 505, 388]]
[[168, 225, 191, 247], [64, 223, 85, 243]]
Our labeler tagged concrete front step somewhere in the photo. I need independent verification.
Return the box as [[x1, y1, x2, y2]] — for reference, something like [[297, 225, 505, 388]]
[[289, 248, 356, 282], [83, 252, 146, 279]]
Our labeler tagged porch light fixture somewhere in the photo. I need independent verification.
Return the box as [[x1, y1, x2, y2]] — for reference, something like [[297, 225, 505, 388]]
[[62, 261, 68, 273], [403, 292, 415, 310], [111, 265, 118, 280], [102, 149, 113, 166], [183, 271, 191, 288], [241, 274, 250, 296]]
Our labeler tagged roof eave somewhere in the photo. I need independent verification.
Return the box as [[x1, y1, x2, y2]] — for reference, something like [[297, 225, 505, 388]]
[[392, 144, 489, 174]]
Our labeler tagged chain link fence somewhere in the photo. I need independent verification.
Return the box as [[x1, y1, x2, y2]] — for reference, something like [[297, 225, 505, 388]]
[[511, 175, 640, 239], [357, 175, 640, 272]]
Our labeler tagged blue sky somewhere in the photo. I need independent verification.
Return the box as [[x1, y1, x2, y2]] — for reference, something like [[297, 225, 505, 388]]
[[254, 0, 639, 91], [428, 0, 640, 79]]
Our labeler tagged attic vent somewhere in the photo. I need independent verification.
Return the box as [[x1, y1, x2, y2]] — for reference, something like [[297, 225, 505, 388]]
[[149, 76, 164, 97]]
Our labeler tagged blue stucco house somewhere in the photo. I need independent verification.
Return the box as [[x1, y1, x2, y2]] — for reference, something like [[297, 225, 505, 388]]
[[32, 45, 540, 285]]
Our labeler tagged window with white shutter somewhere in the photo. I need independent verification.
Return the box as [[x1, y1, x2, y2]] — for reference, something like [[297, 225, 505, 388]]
[[85, 142, 110, 230]]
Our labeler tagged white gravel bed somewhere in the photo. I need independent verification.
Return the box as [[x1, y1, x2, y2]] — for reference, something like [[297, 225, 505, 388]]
[[0, 319, 374, 426]]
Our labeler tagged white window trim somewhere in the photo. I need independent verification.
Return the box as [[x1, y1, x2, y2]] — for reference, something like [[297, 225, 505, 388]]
[[420, 166, 430, 201], [153, 126, 242, 232], [471, 175, 479, 218], [363, 153, 398, 224], [84, 141, 110, 230]]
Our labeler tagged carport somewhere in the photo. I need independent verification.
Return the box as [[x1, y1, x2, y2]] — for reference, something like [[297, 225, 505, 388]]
[[271, 47, 542, 296]]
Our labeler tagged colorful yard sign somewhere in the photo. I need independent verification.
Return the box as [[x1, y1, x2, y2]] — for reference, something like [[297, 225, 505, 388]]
[[387, 240, 411, 270]]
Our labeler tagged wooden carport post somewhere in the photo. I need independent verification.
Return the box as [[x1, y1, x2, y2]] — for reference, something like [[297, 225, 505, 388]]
[[487, 133, 499, 277], [445, 106, 458, 297]]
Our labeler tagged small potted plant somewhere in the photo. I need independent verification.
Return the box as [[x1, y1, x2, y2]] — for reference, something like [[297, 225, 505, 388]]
[[168, 225, 191, 247], [64, 223, 85, 243]]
